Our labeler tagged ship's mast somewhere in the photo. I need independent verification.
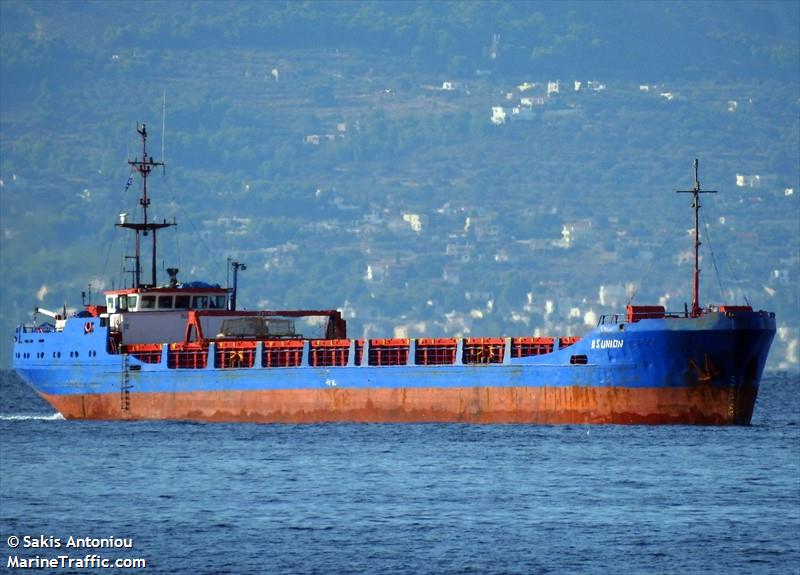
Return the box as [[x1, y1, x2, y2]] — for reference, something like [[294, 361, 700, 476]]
[[677, 159, 716, 318], [117, 124, 176, 288]]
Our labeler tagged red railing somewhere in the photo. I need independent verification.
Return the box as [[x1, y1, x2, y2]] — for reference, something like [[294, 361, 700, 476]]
[[123, 343, 162, 364], [262, 340, 304, 368], [310, 339, 351, 367], [368, 339, 409, 366], [511, 337, 554, 357], [415, 338, 458, 365], [559, 336, 581, 349], [138, 333, 587, 370], [168, 344, 209, 369]]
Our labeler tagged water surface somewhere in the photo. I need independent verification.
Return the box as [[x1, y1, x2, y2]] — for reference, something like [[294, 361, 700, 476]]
[[1, 371, 798, 574]]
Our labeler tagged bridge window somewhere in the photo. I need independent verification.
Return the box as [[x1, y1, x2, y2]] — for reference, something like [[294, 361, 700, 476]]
[[192, 296, 208, 309], [141, 295, 156, 309], [127, 295, 138, 310], [175, 295, 191, 308], [158, 295, 174, 309], [210, 295, 226, 309]]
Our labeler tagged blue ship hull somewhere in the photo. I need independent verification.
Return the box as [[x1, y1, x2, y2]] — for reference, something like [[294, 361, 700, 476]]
[[12, 309, 775, 424]]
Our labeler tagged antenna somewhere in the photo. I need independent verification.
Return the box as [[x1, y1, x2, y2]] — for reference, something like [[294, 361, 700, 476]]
[[161, 89, 166, 168], [117, 124, 176, 288], [677, 159, 717, 318]]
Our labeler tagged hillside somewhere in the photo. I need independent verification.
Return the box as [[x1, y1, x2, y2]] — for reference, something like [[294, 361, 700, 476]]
[[1, 0, 798, 368]]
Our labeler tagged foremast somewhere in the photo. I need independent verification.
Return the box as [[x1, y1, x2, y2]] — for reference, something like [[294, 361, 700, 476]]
[[117, 124, 176, 289], [677, 159, 716, 318]]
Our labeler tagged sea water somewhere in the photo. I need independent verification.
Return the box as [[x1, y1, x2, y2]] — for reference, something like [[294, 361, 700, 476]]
[[1, 371, 798, 575]]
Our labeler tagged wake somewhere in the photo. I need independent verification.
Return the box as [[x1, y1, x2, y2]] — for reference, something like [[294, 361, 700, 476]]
[[0, 413, 65, 421]]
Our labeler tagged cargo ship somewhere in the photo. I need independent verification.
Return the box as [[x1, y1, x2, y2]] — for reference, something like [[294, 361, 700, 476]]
[[11, 126, 775, 424]]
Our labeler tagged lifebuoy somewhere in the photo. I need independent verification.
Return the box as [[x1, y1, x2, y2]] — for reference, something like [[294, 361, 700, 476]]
[[84, 322, 94, 334]]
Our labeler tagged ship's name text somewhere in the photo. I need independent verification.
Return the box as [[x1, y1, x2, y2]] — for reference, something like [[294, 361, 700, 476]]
[[590, 339, 624, 350]]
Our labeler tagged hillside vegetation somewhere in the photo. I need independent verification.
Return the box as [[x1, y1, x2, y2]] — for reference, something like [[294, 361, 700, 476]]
[[1, 0, 798, 368]]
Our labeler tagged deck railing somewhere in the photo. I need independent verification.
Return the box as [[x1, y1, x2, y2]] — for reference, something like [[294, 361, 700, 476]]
[[116, 335, 585, 369]]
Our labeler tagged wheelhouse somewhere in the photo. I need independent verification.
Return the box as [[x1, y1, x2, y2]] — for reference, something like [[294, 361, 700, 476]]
[[105, 287, 229, 313]]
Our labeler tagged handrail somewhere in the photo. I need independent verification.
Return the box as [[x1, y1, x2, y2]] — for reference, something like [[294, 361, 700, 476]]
[[597, 311, 687, 325], [20, 322, 56, 333], [596, 307, 765, 325]]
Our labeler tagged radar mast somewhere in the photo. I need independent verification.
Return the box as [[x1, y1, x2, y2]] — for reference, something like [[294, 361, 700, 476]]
[[117, 124, 176, 288]]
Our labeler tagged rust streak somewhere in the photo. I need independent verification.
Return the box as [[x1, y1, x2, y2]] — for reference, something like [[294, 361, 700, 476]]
[[39, 384, 743, 425]]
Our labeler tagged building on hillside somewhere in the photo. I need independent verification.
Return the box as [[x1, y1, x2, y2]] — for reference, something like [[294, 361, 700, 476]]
[[491, 106, 507, 125], [736, 174, 761, 187]]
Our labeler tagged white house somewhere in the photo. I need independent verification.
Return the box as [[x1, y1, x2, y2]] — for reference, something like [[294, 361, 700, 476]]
[[735, 174, 761, 187], [491, 106, 507, 125]]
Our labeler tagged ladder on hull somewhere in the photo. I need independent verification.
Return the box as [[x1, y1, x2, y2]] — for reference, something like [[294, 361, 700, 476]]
[[120, 354, 132, 413]]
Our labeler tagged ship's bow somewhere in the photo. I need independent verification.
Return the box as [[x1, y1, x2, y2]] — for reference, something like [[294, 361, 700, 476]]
[[728, 311, 776, 424]]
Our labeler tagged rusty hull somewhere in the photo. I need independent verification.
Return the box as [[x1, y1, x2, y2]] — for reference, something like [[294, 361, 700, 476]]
[[40, 384, 752, 425]]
